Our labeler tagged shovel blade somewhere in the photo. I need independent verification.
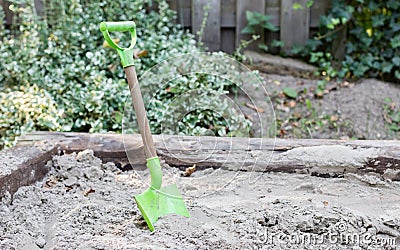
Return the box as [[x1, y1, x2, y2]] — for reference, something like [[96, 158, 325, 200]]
[[134, 184, 190, 231]]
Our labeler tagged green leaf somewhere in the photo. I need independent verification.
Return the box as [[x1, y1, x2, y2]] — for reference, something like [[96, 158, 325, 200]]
[[390, 35, 400, 48], [114, 111, 123, 123], [395, 70, 400, 79], [353, 63, 369, 77], [247, 18, 260, 26], [306, 0, 314, 8], [391, 57, 400, 66], [330, 18, 340, 27], [384, 97, 392, 103], [306, 99, 312, 110], [371, 15, 385, 27], [391, 112, 400, 123], [292, 3, 304, 10], [310, 52, 323, 63], [253, 11, 265, 20], [387, 0, 400, 9], [241, 25, 255, 34], [389, 124, 400, 132], [291, 44, 304, 54], [258, 43, 268, 52], [245, 11, 255, 22], [381, 61, 393, 73], [283, 87, 298, 99], [271, 40, 284, 48], [260, 14, 272, 22], [261, 21, 278, 31]]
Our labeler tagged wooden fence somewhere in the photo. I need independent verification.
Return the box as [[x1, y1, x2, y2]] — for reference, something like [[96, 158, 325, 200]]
[[169, 0, 331, 53], [1, 0, 331, 54]]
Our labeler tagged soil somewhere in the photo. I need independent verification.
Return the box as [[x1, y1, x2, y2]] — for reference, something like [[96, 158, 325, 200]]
[[1, 150, 400, 249], [240, 51, 400, 140]]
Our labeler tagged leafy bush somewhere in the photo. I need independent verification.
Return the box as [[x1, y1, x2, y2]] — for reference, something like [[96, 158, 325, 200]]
[[299, 0, 400, 82], [241, 11, 279, 52], [126, 52, 254, 136], [0, 85, 61, 148], [0, 0, 253, 148]]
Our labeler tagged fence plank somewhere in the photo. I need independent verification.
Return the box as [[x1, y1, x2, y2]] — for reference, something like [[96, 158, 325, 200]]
[[221, 28, 235, 53], [236, 0, 265, 50], [0, 0, 3, 20], [1, 0, 13, 26], [192, 0, 221, 51], [171, 0, 192, 28], [332, 25, 347, 67], [280, 0, 310, 54], [34, 0, 44, 16], [310, 0, 330, 28], [265, 0, 280, 27], [221, 0, 235, 27], [169, 1, 177, 26], [265, 0, 281, 54]]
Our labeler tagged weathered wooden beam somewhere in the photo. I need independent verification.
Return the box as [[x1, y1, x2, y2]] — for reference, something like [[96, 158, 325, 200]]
[[16, 132, 400, 178], [1, 131, 399, 199], [0, 143, 57, 198]]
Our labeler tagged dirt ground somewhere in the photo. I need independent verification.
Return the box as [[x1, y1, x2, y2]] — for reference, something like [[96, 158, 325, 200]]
[[1, 150, 399, 249], [239, 52, 400, 140]]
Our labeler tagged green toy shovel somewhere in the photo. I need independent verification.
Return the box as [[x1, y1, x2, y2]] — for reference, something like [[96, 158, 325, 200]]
[[99, 21, 190, 231]]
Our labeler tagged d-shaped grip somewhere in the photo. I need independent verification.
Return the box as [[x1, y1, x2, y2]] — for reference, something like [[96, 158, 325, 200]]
[[100, 21, 137, 67], [100, 21, 136, 32]]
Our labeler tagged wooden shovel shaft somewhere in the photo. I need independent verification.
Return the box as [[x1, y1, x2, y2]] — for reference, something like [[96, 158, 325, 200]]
[[124, 66, 157, 158]]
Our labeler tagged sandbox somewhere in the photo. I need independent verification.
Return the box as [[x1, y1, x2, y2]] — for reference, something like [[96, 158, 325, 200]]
[[0, 132, 399, 249]]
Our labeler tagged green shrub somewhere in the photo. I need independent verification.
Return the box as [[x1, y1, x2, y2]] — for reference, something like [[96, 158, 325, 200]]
[[240, 11, 278, 52], [127, 52, 254, 136], [299, 0, 400, 82], [0, 85, 61, 148]]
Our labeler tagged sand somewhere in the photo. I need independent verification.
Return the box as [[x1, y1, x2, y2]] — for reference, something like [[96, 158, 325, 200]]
[[1, 150, 399, 249]]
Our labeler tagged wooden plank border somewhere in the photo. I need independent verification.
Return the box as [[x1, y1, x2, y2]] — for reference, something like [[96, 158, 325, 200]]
[[0, 144, 57, 199], [16, 132, 400, 175], [1, 131, 399, 198]]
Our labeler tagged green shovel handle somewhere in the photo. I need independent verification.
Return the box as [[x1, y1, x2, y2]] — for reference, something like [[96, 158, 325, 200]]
[[100, 21, 137, 67]]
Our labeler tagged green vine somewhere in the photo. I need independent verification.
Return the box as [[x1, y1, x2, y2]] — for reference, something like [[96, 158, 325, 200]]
[[300, 0, 400, 82]]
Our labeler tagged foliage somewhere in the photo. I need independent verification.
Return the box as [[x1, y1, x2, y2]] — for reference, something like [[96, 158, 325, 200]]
[[148, 72, 251, 136], [282, 87, 298, 99], [274, 95, 353, 139], [241, 11, 279, 52], [298, 0, 400, 82], [292, 0, 314, 10], [0, 85, 61, 148], [383, 98, 400, 132], [121, 52, 254, 137], [0, 0, 253, 148], [233, 34, 260, 62]]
